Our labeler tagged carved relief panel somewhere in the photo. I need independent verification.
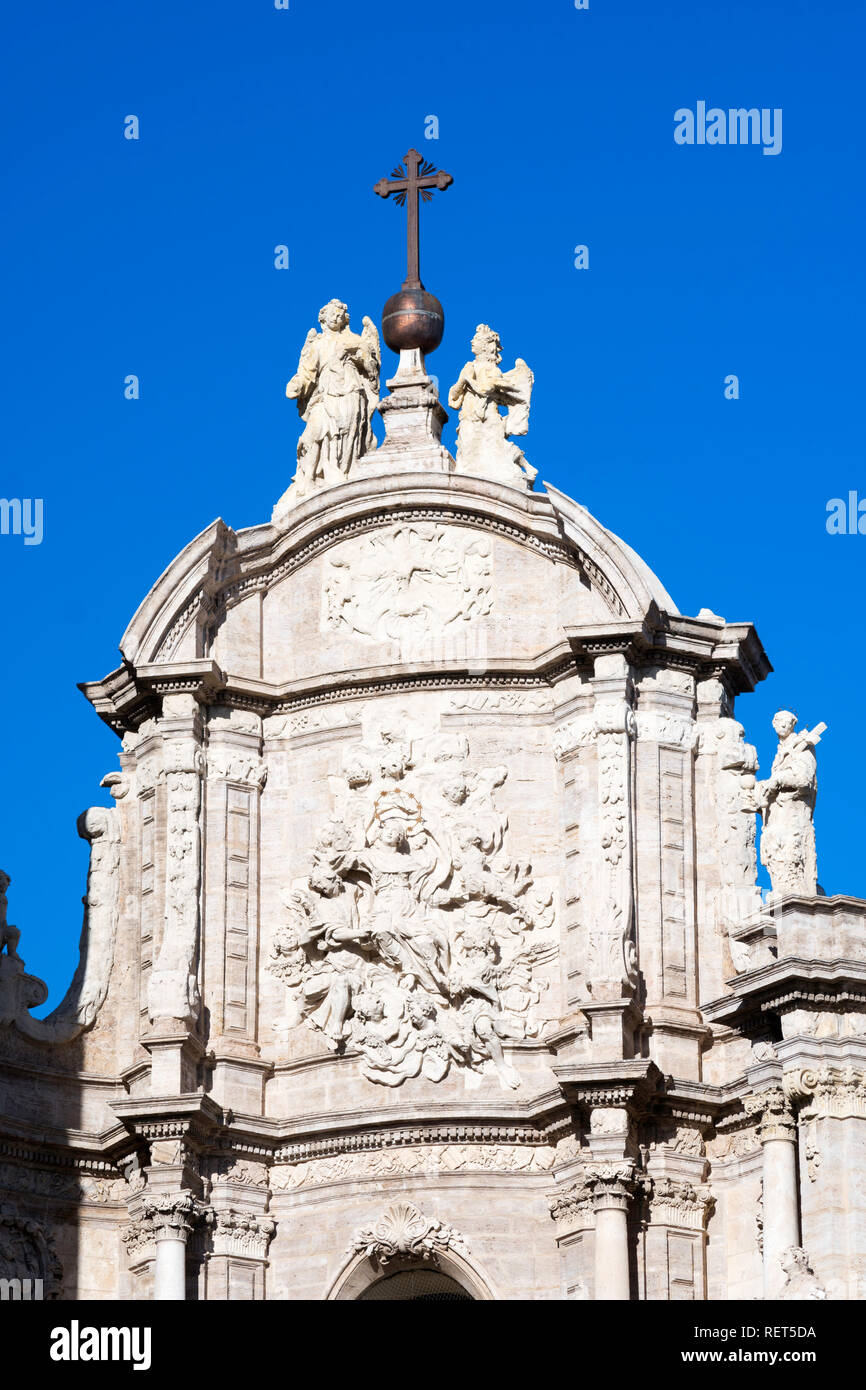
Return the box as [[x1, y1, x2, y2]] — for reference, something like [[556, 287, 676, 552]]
[[267, 712, 557, 1089]]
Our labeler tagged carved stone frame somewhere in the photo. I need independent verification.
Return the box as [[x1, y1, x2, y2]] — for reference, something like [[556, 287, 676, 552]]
[[326, 1245, 498, 1301]]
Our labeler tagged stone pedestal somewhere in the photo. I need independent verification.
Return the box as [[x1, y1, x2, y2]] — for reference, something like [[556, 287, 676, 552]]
[[583, 1000, 641, 1061], [144, 1031, 203, 1095], [366, 349, 454, 473]]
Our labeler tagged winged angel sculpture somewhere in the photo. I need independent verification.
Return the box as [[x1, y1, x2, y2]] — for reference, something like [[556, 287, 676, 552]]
[[268, 725, 557, 1089], [448, 325, 536, 488], [273, 299, 380, 518]]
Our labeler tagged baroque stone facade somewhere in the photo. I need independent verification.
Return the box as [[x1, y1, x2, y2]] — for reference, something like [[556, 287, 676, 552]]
[[0, 320, 861, 1302]]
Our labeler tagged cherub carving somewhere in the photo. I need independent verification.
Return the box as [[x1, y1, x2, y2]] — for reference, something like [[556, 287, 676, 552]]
[[448, 325, 535, 488]]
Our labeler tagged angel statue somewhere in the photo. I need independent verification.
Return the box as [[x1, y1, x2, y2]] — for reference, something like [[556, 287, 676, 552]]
[[448, 325, 536, 489], [273, 299, 380, 519]]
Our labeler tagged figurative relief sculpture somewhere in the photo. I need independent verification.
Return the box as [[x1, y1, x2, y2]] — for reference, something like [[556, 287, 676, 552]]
[[756, 711, 825, 899], [268, 724, 556, 1089], [322, 522, 493, 644], [448, 326, 535, 489], [273, 299, 380, 518]]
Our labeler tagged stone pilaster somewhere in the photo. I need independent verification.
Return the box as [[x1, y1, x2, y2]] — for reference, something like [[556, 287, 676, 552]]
[[581, 654, 640, 1061], [784, 1063, 866, 1298], [641, 1171, 714, 1301], [202, 1209, 276, 1300], [145, 694, 206, 1094], [693, 676, 764, 995], [549, 1179, 594, 1300], [202, 708, 269, 1113], [634, 667, 706, 1078]]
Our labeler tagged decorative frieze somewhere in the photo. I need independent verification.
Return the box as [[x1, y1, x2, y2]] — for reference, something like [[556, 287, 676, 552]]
[[271, 1142, 555, 1191]]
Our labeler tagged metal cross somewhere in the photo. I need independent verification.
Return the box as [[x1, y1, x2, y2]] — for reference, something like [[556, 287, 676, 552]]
[[374, 149, 453, 288]]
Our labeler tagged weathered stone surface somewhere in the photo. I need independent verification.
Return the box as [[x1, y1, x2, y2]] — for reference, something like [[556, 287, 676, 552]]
[[0, 334, 860, 1303]]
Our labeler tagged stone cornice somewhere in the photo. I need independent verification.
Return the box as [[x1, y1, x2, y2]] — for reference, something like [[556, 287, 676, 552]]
[[562, 615, 769, 695], [82, 650, 583, 734], [552, 1059, 664, 1116], [111, 1093, 225, 1150], [83, 625, 771, 737], [701, 957, 866, 1027]]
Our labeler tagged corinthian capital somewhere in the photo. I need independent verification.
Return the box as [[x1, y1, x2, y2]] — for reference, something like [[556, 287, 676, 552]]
[[744, 1087, 796, 1143], [784, 1065, 866, 1120], [585, 1162, 636, 1210], [140, 1193, 199, 1243]]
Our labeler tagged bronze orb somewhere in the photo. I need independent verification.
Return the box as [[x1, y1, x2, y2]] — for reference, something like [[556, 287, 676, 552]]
[[381, 285, 445, 355]]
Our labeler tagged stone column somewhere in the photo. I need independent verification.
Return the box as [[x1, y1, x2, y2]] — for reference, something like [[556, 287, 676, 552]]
[[145, 1195, 198, 1301], [751, 1088, 799, 1298], [587, 1164, 635, 1300]]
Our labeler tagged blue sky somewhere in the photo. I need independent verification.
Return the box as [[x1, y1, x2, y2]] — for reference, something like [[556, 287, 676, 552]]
[[2, 0, 863, 1003]]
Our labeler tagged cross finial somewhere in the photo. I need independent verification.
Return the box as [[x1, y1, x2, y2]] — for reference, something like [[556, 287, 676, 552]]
[[374, 149, 453, 289]]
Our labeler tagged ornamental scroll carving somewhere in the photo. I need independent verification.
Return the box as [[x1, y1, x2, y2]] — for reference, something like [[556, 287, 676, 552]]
[[268, 720, 556, 1089], [322, 522, 492, 645], [349, 1201, 467, 1269], [147, 738, 204, 1028], [590, 704, 638, 1000], [0, 803, 121, 1044], [34, 807, 122, 1043]]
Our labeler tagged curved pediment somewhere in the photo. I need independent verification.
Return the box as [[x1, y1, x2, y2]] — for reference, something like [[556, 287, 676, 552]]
[[82, 471, 768, 732]]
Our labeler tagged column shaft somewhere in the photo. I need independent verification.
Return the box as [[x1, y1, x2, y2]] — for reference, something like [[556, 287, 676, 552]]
[[762, 1137, 800, 1299], [594, 1202, 631, 1300], [154, 1236, 187, 1301]]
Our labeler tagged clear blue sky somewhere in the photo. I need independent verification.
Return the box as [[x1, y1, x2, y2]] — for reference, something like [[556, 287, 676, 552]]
[[2, 0, 864, 1004]]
